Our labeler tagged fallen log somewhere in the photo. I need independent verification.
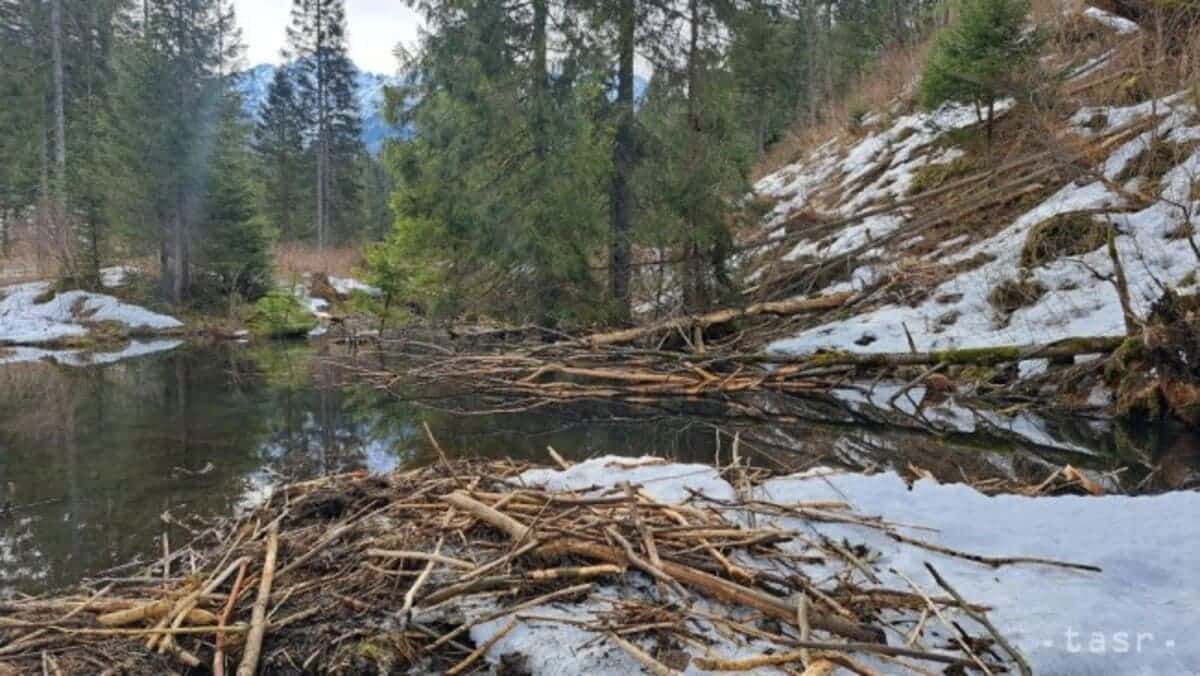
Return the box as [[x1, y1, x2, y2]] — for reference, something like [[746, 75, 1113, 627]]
[[761, 336, 1127, 370], [583, 292, 854, 349]]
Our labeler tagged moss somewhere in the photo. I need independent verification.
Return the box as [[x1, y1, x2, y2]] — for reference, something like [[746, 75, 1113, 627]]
[[932, 345, 1023, 365], [32, 286, 57, 304], [908, 156, 978, 196], [244, 290, 319, 339], [87, 320, 132, 345], [1020, 212, 1109, 268]]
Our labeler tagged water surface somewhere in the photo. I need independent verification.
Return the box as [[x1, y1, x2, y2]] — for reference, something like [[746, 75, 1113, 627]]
[[0, 343, 1195, 593]]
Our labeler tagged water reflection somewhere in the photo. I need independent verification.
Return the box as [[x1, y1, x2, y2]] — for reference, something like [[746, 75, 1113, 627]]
[[0, 345, 722, 593], [0, 344, 1196, 594]]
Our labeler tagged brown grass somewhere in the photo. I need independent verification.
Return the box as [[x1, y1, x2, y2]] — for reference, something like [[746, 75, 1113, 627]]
[[755, 38, 935, 180], [274, 242, 363, 283]]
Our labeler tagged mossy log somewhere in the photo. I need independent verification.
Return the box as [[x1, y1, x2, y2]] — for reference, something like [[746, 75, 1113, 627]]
[[762, 336, 1128, 369]]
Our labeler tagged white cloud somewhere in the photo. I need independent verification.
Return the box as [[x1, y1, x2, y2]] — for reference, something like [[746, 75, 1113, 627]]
[[232, 0, 423, 74]]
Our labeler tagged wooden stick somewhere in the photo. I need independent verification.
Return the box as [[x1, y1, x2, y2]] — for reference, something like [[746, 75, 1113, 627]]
[[366, 548, 474, 570], [424, 583, 593, 653], [237, 522, 279, 676], [893, 568, 993, 675], [445, 617, 518, 675], [146, 556, 249, 651], [547, 446, 571, 470], [441, 492, 883, 643], [609, 633, 683, 675], [693, 641, 974, 670], [214, 559, 249, 676], [400, 538, 442, 627]]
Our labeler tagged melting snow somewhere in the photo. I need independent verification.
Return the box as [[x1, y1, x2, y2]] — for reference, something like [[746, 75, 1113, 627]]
[[0, 281, 182, 347], [460, 458, 1200, 675], [1083, 6, 1141, 34]]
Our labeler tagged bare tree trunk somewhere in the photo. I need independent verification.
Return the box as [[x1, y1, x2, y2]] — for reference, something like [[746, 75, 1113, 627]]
[[532, 0, 548, 160], [315, 0, 327, 250], [51, 0, 67, 200], [682, 0, 707, 313], [610, 0, 635, 320]]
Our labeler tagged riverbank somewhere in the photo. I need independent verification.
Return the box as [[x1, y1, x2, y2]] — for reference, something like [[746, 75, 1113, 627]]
[[2, 454, 1195, 675]]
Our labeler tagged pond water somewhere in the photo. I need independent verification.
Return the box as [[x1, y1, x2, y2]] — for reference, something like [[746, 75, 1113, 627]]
[[1, 343, 1197, 594]]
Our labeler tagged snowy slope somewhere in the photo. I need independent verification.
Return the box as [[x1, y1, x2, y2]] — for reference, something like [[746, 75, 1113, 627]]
[[747, 8, 1200, 361]]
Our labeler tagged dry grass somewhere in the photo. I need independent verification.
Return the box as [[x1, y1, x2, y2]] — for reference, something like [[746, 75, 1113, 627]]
[[755, 38, 936, 180], [0, 243, 48, 285], [274, 242, 363, 283]]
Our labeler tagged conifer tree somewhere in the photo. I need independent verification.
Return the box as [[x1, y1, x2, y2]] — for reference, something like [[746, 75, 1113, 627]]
[[920, 0, 1033, 143], [105, 0, 240, 303], [202, 99, 273, 303], [285, 0, 363, 248], [389, 0, 608, 323], [253, 66, 311, 241]]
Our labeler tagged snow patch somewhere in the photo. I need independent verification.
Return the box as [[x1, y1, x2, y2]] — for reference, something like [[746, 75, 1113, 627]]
[[0, 282, 182, 347], [1083, 6, 1141, 34]]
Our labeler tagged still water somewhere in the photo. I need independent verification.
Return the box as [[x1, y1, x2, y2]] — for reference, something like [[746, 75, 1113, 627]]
[[1, 343, 1196, 594]]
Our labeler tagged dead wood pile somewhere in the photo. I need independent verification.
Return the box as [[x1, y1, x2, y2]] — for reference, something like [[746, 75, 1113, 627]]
[[0, 458, 1060, 675]]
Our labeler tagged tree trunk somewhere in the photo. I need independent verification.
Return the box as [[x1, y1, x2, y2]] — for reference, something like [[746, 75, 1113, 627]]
[[315, 0, 328, 250], [610, 0, 635, 320], [51, 0, 67, 202], [532, 0, 548, 160], [682, 0, 705, 313]]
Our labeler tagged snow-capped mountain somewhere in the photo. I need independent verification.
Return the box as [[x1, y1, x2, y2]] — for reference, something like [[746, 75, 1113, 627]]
[[237, 63, 404, 154]]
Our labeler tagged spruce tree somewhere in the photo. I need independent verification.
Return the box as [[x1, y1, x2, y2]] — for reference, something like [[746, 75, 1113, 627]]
[[105, 0, 239, 304], [285, 0, 363, 248], [253, 66, 311, 241], [920, 0, 1033, 143], [392, 0, 608, 323], [202, 99, 273, 303]]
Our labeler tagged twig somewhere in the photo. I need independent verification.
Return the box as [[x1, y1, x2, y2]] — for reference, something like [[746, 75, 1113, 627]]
[[925, 563, 1032, 676], [886, 531, 1101, 572], [445, 617, 518, 675]]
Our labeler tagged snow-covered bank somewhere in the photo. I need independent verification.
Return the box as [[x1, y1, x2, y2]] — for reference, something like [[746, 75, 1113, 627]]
[[451, 457, 1200, 675], [0, 279, 184, 366]]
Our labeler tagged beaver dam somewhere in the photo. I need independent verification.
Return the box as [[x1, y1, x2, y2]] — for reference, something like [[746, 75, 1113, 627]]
[[3, 443, 1198, 675]]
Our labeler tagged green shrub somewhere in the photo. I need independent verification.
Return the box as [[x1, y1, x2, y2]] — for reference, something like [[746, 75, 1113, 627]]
[[244, 290, 318, 339]]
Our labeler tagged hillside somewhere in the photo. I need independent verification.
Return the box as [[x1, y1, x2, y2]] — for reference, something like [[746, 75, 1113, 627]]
[[733, 1, 1200, 422]]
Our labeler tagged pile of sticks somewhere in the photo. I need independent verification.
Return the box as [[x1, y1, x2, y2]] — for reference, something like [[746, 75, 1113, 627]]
[[0, 457, 1043, 674]]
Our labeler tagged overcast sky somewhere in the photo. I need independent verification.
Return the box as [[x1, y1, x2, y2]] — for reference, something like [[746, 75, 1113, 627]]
[[232, 0, 423, 74]]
